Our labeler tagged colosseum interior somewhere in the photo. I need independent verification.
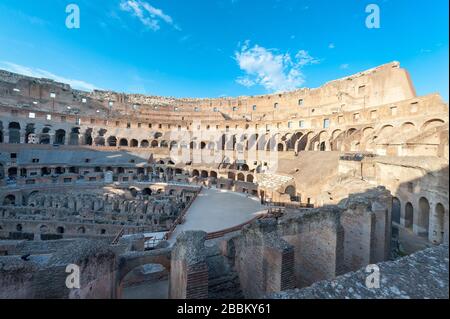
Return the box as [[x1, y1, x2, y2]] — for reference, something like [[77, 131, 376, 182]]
[[0, 61, 448, 299]]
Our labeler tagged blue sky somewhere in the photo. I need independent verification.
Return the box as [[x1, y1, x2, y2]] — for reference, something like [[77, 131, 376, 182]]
[[0, 0, 448, 100]]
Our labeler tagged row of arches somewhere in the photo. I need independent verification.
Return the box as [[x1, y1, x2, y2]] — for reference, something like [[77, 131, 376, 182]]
[[392, 196, 447, 244]]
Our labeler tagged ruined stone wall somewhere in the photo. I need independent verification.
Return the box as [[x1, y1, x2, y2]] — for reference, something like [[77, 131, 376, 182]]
[[279, 209, 344, 288], [0, 239, 116, 299], [268, 245, 449, 299], [338, 187, 392, 273], [169, 231, 209, 299]]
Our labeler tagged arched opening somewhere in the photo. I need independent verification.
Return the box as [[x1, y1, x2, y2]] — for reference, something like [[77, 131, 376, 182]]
[[237, 173, 245, 182], [192, 170, 200, 177], [434, 203, 446, 244], [160, 141, 169, 148], [56, 226, 65, 234], [8, 122, 21, 144], [405, 202, 414, 230], [210, 171, 218, 179], [78, 226, 86, 234], [200, 142, 206, 150], [228, 172, 235, 180], [391, 197, 401, 225], [129, 188, 138, 197], [108, 136, 117, 147], [151, 140, 159, 148], [119, 138, 128, 147], [25, 123, 35, 144], [143, 188, 152, 196], [319, 141, 326, 151], [84, 128, 93, 145], [169, 141, 178, 150], [285, 185, 296, 201], [3, 194, 16, 206], [16, 224, 23, 232], [120, 263, 170, 299], [247, 174, 254, 183], [201, 170, 208, 178], [141, 140, 149, 148], [422, 119, 445, 130], [418, 197, 430, 238], [54, 129, 66, 145], [190, 141, 196, 150], [39, 225, 48, 234], [41, 167, 51, 176], [69, 127, 80, 145], [241, 164, 249, 171], [277, 143, 284, 152], [130, 139, 138, 148], [40, 127, 51, 144]]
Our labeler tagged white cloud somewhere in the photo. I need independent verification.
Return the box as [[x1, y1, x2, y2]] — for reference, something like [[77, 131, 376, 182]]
[[328, 43, 335, 49], [119, 0, 179, 31], [0, 61, 100, 91], [234, 41, 319, 92], [340, 63, 349, 69]]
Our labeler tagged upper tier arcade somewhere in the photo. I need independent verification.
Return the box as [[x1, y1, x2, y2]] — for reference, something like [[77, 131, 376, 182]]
[[0, 62, 416, 122]]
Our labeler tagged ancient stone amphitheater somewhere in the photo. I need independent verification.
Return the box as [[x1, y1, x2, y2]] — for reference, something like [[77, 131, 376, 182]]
[[0, 61, 448, 299]]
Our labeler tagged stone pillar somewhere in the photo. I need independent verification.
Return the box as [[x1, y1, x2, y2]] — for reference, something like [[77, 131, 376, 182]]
[[169, 231, 208, 299]]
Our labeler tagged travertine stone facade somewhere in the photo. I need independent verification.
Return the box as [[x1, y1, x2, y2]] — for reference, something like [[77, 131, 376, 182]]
[[0, 61, 448, 299]]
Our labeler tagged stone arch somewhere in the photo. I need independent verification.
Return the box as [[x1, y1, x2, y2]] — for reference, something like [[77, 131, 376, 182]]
[[169, 141, 178, 150], [130, 139, 139, 148], [40, 127, 51, 144], [192, 170, 200, 177], [143, 188, 152, 196], [418, 197, 430, 237], [119, 138, 128, 147], [54, 129, 66, 145], [56, 226, 65, 234], [140, 140, 149, 148], [405, 202, 414, 230], [237, 173, 245, 181], [84, 128, 93, 145], [129, 187, 138, 197], [151, 140, 159, 148], [69, 127, 80, 145], [285, 185, 296, 200], [25, 123, 35, 144], [378, 125, 394, 138], [39, 225, 49, 234], [246, 174, 254, 183], [401, 122, 416, 132], [297, 132, 313, 151], [201, 170, 208, 178], [78, 226, 86, 234], [228, 172, 235, 180], [107, 136, 117, 147], [160, 140, 169, 148], [8, 122, 21, 144], [116, 249, 171, 299], [422, 119, 445, 130]]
